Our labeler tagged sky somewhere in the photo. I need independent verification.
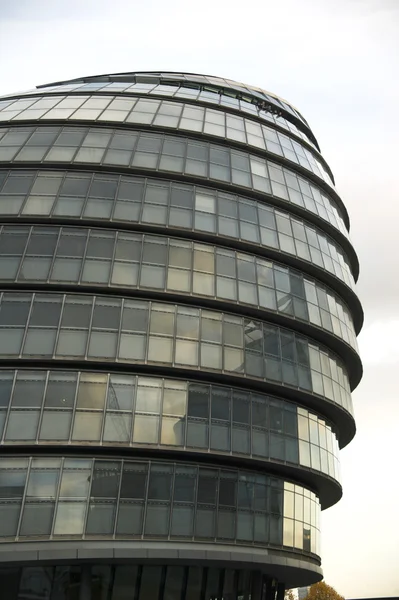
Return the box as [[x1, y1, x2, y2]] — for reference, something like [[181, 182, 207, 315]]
[[0, 0, 398, 596]]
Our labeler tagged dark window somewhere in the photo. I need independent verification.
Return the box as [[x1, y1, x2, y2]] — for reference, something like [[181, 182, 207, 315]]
[[115, 239, 141, 261], [86, 236, 115, 259], [26, 232, 58, 256], [0, 230, 29, 254], [174, 471, 195, 502], [121, 306, 148, 332], [60, 176, 91, 196], [238, 481, 253, 509], [148, 466, 172, 500], [61, 302, 92, 328], [171, 186, 192, 208], [0, 567, 20, 598], [2, 175, 33, 194], [232, 392, 250, 424], [197, 472, 217, 504], [142, 241, 167, 265], [120, 464, 147, 499], [51, 565, 82, 599], [12, 372, 46, 407], [254, 481, 268, 511], [112, 565, 139, 599], [91, 462, 121, 498], [89, 179, 118, 199], [20, 504, 54, 536], [118, 180, 144, 201], [138, 566, 163, 600], [57, 234, 87, 257], [187, 384, 209, 419], [0, 373, 13, 408], [92, 303, 121, 329], [270, 406, 283, 432], [252, 398, 268, 428], [91, 565, 112, 599], [284, 410, 297, 436], [211, 387, 230, 421], [0, 300, 30, 326], [29, 300, 62, 327], [219, 478, 236, 507], [270, 487, 283, 515]]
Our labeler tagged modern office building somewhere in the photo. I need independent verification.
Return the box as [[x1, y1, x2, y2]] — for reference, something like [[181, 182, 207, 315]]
[[0, 72, 363, 599]]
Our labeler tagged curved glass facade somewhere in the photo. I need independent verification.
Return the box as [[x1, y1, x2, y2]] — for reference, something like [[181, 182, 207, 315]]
[[0, 71, 363, 594], [0, 292, 353, 413], [0, 370, 341, 484], [0, 95, 333, 187], [0, 170, 358, 292], [1, 81, 319, 148], [0, 225, 358, 350], [0, 456, 320, 553], [0, 126, 349, 237]]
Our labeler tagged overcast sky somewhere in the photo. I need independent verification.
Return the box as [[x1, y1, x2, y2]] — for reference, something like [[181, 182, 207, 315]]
[[1, 0, 398, 596]]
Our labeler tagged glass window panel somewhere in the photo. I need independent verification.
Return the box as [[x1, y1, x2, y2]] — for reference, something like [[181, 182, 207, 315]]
[[103, 412, 131, 443], [171, 505, 193, 537], [59, 465, 91, 498], [232, 427, 250, 454], [40, 411, 72, 440], [187, 384, 209, 418], [0, 503, 21, 536], [86, 502, 116, 534], [88, 331, 117, 358], [90, 461, 121, 499], [161, 417, 185, 446], [197, 472, 217, 504], [217, 511, 235, 539], [53, 502, 86, 535], [20, 503, 54, 536], [72, 412, 102, 441], [133, 414, 159, 443], [120, 463, 147, 500], [12, 372, 46, 407], [175, 339, 198, 365], [76, 374, 107, 409], [56, 330, 88, 356], [186, 421, 208, 448], [237, 512, 253, 541], [23, 329, 57, 356], [115, 504, 143, 536], [144, 505, 169, 536], [6, 411, 40, 440], [200, 343, 222, 369], [118, 333, 146, 360]]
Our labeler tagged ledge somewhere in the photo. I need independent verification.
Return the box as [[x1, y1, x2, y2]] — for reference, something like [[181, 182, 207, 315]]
[[0, 540, 323, 588]]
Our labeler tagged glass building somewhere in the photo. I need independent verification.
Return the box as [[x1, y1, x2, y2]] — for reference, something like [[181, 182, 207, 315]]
[[0, 71, 363, 599]]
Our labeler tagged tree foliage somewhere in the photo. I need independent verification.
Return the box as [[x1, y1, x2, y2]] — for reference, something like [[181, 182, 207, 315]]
[[285, 590, 296, 600], [305, 581, 345, 600]]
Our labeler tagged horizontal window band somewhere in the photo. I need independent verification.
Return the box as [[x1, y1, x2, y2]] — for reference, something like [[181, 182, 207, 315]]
[[0, 162, 360, 282], [0, 93, 334, 187], [0, 445, 342, 510], [0, 358, 356, 448], [0, 282, 362, 389]]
